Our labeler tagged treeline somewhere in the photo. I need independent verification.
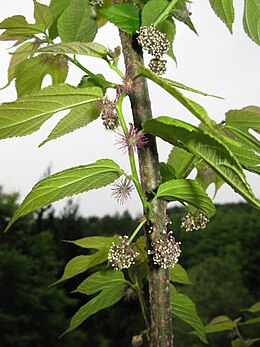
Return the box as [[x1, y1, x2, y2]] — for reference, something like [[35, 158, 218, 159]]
[[0, 186, 259, 347]]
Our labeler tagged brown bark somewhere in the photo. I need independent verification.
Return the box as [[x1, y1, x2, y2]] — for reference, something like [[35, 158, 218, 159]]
[[112, 2, 174, 345]]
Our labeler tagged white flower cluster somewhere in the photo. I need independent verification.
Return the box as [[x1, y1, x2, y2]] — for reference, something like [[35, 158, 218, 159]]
[[108, 235, 139, 270], [148, 231, 181, 269], [137, 25, 170, 75], [181, 212, 209, 231], [89, 0, 103, 6]]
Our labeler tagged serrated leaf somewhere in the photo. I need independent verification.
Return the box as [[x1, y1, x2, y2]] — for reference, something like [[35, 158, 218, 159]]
[[141, 0, 169, 26], [58, 0, 97, 42], [137, 63, 213, 127], [171, 290, 207, 343], [156, 179, 216, 218], [170, 264, 191, 284], [243, 301, 260, 313], [4, 42, 36, 87], [167, 146, 195, 179], [64, 283, 125, 334], [33, 0, 54, 31], [56, 236, 120, 283], [39, 42, 108, 58], [15, 55, 68, 97], [224, 108, 260, 152], [172, 0, 198, 34], [99, 4, 140, 34], [0, 84, 102, 139], [195, 161, 224, 198], [143, 116, 260, 209], [243, 0, 260, 45], [5, 159, 122, 231], [205, 315, 236, 333], [0, 15, 45, 36], [208, 0, 235, 33], [160, 162, 177, 182], [75, 270, 127, 295], [40, 97, 101, 146]]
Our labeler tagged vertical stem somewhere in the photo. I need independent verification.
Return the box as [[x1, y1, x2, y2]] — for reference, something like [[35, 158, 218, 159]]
[[113, 2, 173, 346]]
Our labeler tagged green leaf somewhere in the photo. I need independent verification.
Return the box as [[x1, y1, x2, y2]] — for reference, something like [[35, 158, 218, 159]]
[[33, 0, 54, 31], [232, 338, 260, 347], [224, 108, 260, 152], [56, 236, 120, 283], [75, 269, 127, 295], [0, 15, 45, 36], [5, 159, 122, 231], [243, 0, 260, 45], [99, 4, 140, 34], [167, 146, 195, 179], [243, 301, 260, 313], [158, 19, 177, 62], [3, 42, 36, 88], [39, 42, 108, 59], [171, 290, 207, 343], [137, 63, 213, 127], [172, 0, 198, 34], [49, 0, 71, 39], [159, 162, 177, 182], [15, 55, 68, 97], [156, 179, 216, 218], [0, 84, 102, 139], [143, 117, 260, 209], [240, 317, 260, 325], [39, 97, 102, 146], [205, 315, 236, 333], [170, 264, 191, 284], [195, 161, 224, 198], [64, 282, 125, 334], [208, 0, 235, 33], [141, 0, 169, 26], [58, 0, 97, 42]]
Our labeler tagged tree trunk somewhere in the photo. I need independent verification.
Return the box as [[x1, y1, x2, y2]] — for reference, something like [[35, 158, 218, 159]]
[[113, 4, 174, 345]]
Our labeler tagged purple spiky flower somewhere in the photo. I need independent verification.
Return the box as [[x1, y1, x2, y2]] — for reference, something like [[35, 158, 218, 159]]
[[116, 123, 148, 153], [111, 177, 134, 204]]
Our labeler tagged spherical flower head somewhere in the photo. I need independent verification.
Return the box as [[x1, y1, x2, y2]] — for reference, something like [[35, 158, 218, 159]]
[[137, 25, 170, 59], [148, 58, 167, 75], [111, 177, 134, 204], [181, 211, 209, 231], [148, 231, 181, 269], [108, 235, 139, 270], [97, 98, 119, 131], [116, 123, 148, 153]]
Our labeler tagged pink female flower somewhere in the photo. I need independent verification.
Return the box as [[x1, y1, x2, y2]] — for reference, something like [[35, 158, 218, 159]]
[[111, 177, 134, 205], [116, 123, 147, 153]]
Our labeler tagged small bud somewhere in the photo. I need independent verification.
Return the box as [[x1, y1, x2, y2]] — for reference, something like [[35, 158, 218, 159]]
[[89, 0, 103, 6], [97, 98, 119, 131], [132, 335, 143, 347]]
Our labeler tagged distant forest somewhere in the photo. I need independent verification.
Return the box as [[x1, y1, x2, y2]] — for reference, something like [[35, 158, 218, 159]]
[[0, 186, 259, 347]]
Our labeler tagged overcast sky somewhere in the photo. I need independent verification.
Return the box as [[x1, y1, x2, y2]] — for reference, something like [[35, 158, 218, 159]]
[[0, 0, 259, 218]]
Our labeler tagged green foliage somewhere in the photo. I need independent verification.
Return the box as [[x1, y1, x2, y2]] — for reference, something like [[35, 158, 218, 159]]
[[208, 0, 235, 33], [99, 4, 140, 34], [170, 264, 191, 285], [243, 0, 260, 45], [143, 116, 260, 210], [141, 0, 169, 26], [0, 84, 102, 139], [57, 0, 97, 42], [39, 42, 108, 58], [171, 289, 208, 343], [6, 159, 122, 231], [156, 179, 216, 218]]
